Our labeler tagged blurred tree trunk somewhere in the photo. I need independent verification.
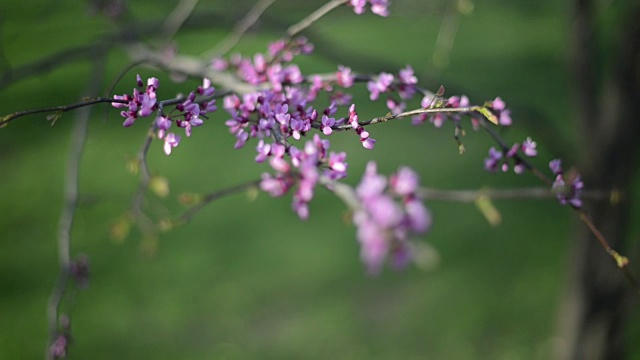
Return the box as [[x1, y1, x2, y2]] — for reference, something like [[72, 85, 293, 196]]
[[557, 1, 640, 359]]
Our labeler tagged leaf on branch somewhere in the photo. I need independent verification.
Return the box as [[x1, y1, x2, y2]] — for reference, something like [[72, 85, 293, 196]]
[[0, 114, 13, 128], [127, 158, 140, 175], [476, 106, 498, 125], [150, 176, 170, 198], [158, 219, 176, 232], [475, 193, 501, 226], [110, 213, 133, 243], [179, 193, 202, 205], [609, 249, 630, 269], [246, 185, 259, 201], [46, 111, 63, 126]]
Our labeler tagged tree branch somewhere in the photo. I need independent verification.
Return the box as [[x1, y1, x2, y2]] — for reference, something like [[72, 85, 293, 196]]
[[46, 52, 107, 360]]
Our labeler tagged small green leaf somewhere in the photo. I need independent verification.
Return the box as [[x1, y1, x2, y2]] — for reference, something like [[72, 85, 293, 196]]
[[475, 194, 501, 226], [476, 107, 498, 125]]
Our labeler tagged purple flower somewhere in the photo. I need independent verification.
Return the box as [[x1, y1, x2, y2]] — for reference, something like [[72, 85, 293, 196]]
[[336, 65, 355, 88], [490, 97, 512, 126], [260, 173, 293, 197], [398, 65, 417, 85], [361, 135, 377, 149], [367, 72, 394, 101], [70, 254, 90, 289], [353, 162, 430, 274], [234, 130, 249, 149], [492, 97, 506, 111], [484, 147, 503, 172], [549, 159, 562, 175], [357, 162, 387, 199], [156, 115, 171, 131], [321, 115, 336, 135], [370, 0, 390, 16], [49, 334, 68, 359], [326, 152, 348, 179], [386, 98, 406, 115], [552, 174, 584, 208], [522, 137, 537, 157], [211, 57, 228, 71], [163, 133, 180, 155], [255, 140, 272, 163], [390, 167, 419, 196], [350, 0, 366, 14], [405, 199, 431, 233], [499, 109, 512, 126], [356, 219, 388, 274]]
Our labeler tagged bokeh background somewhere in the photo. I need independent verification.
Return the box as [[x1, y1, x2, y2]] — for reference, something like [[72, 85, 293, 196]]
[[1, 0, 638, 359]]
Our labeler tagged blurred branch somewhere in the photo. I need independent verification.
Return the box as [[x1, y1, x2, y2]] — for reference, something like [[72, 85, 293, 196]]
[[209, 0, 278, 57], [126, 43, 259, 94], [46, 52, 107, 360], [286, 0, 349, 39], [417, 186, 612, 202], [571, 0, 598, 134], [0, 43, 104, 90], [129, 122, 159, 242], [160, 0, 200, 44], [432, 1, 464, 69]]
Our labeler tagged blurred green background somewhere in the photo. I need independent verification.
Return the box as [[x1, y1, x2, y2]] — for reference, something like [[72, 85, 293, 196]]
[[0, 0, 637, 359]]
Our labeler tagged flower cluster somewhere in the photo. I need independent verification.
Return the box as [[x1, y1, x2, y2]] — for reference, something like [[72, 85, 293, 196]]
[[112, 74, 159, 127], [366, 66, 417, 114], [213, 37, 312, 93], [113, 75, 217, 155], [484, 137, 537, 174], [349, 0, 390, 17], [353, 162, 430, 274], [259, 134, 348, 219], [550, 159, 584, 208], [223, 85, 377, 151], [490, 97, 513, 126], [347, 104, 376, 149]]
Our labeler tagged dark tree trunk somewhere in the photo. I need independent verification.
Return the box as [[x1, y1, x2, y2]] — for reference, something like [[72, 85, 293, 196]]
[[556, 1, 640, 359]]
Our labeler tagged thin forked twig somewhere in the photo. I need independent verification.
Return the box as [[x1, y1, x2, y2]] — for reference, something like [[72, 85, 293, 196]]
[[286, 0, 349, 39], [46, 54, 106, 360], [161, 0, 201, 44], [175, 179, 262, 224], [209, 0, 278, 57]]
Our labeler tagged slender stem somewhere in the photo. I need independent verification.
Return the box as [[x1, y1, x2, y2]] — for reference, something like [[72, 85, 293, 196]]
[[46, 55, 106, 359], [176, 179, 262, 223], [418, 187, 611, 202], [160, 0, 200, 44], [286, 0, 349, 39], [0, 98, 128, 127], [333, 105, 488, 130], [209, 0, 278, 57]]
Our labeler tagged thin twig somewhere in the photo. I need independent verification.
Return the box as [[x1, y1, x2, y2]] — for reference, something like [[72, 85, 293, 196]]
[[418, 187, 611, 202], [209, 0, 278, 57], [0, 98, 128, 127], [578, 210, 640, 295], [175, 179, 262, 224], [333, 105, 488, 130], [432, 1, 462, 69], [130, 122, 158, 224], [160, 0, 200, 44], [46, 54, 106, 360], [286, 0, 349, 39], [479, 119, 554, 186]]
